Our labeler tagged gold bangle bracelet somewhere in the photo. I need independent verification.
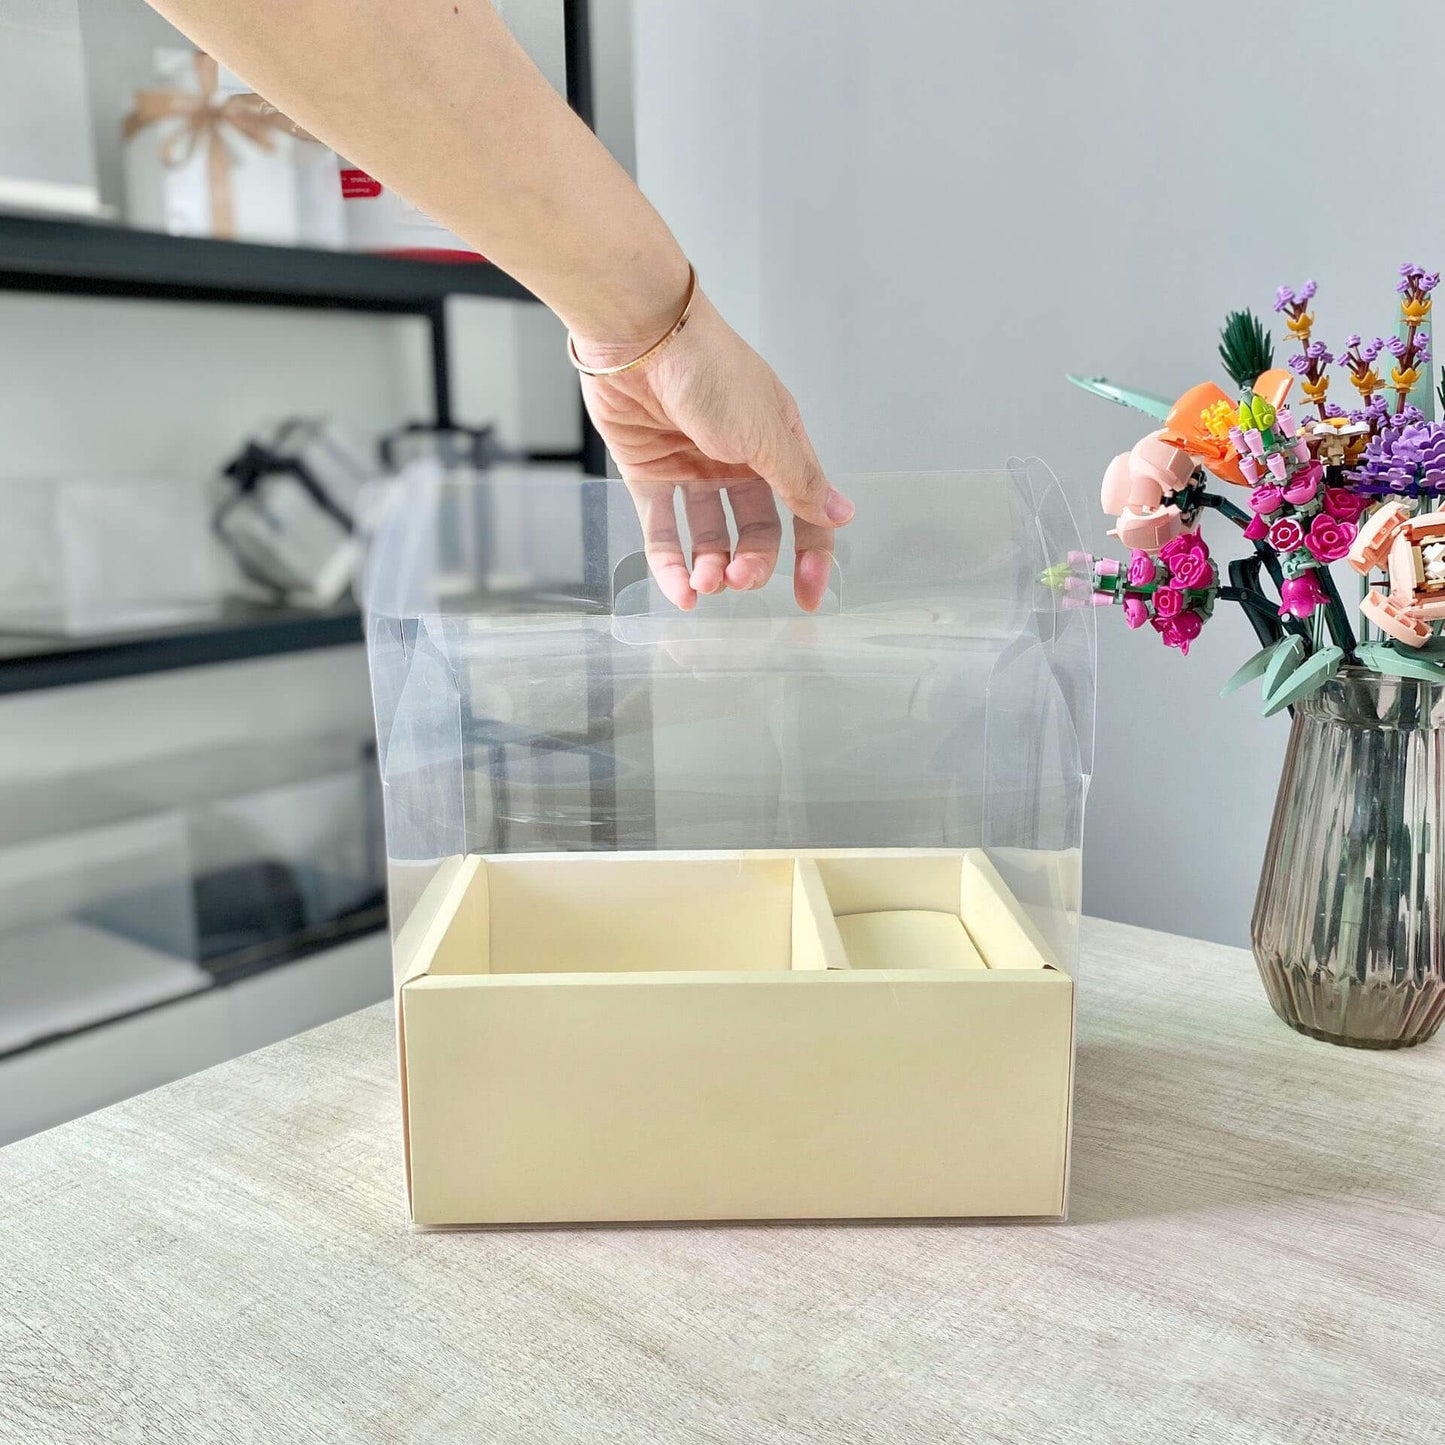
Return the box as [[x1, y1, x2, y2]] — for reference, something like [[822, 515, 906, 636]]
[[567, 264, 698, 378]]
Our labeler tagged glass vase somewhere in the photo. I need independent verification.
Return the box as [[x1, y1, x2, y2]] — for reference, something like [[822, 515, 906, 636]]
[[1253, 665, 1445, 1048]]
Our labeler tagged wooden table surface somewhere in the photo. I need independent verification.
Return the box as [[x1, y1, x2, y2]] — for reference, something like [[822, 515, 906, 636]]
[[3, 916, 1443, 1444]]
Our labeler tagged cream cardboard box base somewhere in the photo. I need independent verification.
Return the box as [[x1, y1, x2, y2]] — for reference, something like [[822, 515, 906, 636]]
[[393, 848, 1076, 1226]]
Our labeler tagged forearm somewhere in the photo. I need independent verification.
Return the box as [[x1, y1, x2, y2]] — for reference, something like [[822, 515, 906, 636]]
[[144, 0, 688, 344]]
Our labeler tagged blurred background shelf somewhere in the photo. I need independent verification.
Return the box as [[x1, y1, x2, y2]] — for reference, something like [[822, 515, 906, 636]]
[[0, 600, 363, 695], [0, 0, 600, 1145], [0, 213, 541, 312], [0, 927, 392, 1145]]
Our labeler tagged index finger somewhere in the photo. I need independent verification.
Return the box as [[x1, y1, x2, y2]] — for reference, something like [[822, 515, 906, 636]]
[[791, 515, 834, 612]]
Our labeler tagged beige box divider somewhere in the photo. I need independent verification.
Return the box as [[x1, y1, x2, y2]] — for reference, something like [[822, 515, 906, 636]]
[[397, 848, 1074, 1226], [790, 857, 849, 971]]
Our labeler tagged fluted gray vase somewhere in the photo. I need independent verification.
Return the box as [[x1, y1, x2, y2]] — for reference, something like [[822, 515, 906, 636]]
[[1253, 666, 1445, 1048]]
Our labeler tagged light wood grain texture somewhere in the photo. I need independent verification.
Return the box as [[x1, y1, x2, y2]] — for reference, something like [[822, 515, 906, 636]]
[[2, 916, 1443, 1444]]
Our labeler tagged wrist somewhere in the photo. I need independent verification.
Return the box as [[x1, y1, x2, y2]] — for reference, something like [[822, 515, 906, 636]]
[[566, 242, 693, 370]]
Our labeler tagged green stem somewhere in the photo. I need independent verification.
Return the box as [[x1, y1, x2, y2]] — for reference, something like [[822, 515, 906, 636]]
[[1200, 491, 1310, 642], [1314, 563, 1360, 662]]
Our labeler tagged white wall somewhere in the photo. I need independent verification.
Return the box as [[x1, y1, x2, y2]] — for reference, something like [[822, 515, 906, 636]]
[[631, 0, 1445, 947]]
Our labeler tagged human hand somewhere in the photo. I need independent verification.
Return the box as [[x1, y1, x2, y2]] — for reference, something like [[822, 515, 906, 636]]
[[571, 289, 854, 612]]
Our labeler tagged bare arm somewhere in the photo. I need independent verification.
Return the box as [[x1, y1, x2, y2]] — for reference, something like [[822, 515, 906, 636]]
[[146, 0, 852, 609]]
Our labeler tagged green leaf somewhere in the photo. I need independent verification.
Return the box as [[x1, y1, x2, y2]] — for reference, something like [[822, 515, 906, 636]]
[[1219, 309, 1275, 390], [1063, 374, 1174, 420], [1358, 641, 1445, 683], [1256, 635, 1307, 715], [1220, 640, 1286, 697], [1262, 645, 1343, 716]]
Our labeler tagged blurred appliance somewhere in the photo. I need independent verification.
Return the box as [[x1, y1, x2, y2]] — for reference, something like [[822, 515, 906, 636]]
[[215, 419, 374, 607]]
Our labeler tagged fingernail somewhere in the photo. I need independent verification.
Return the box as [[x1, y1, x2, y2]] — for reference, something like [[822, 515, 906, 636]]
[[825, 488, 854, 524]]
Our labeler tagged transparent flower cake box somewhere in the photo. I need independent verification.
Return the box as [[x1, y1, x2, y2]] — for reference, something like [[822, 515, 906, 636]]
[[363, 466, 1094, 1225]]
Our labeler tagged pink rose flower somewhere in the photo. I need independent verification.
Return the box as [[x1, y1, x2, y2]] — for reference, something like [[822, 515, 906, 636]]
[[1305, 513, 1356, 564], [1279, 571, 1327, 619], [1268, 516, 1306, 553], [1323, 488, 1367, 523], [1243, 514, 1269, 541], [1158, 531, 1211, 587], [1122, 595, 1149, 629], [1249, 485, 1285, 515], [1282, 462, 1322, 506], [1152, 585, 1184, 618], [1158, 530, 1204, 562], [1158, 611, 1203, 656], [1171, 553, 1212, 588], [1126, 550, 1157, 587]]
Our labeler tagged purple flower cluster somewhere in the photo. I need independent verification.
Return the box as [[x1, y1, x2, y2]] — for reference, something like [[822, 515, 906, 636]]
[[1274, 281, 1318, 312], [1397, 264, 1441, 298], [1288, 340, 1334, 375], [1341, 333, 1385, 362], [1347, 418, 1445, 497], [1387, 331, 1432, 363]]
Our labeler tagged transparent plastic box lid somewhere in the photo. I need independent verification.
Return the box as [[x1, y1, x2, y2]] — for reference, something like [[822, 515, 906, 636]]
[[361, 465, 1095, 968]]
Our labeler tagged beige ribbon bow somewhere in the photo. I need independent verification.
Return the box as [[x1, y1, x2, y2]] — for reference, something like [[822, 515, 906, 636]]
[[121, 52, 310, 238]]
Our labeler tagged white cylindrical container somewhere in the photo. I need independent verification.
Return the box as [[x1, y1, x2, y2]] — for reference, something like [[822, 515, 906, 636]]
[[339, 165, 479, 259]]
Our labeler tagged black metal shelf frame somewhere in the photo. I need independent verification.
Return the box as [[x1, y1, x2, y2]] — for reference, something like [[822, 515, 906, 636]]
[[0, 603, 364, 697]]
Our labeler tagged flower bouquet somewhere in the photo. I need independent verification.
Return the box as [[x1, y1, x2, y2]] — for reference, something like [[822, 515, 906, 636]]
[[1068, 265, 1445, 1048]]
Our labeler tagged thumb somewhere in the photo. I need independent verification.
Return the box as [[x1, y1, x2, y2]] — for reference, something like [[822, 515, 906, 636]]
[[752, 409, 854, 529]]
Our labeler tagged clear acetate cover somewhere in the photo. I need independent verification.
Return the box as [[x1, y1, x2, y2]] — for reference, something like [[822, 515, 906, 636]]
[[362, 465, 1094, 970]]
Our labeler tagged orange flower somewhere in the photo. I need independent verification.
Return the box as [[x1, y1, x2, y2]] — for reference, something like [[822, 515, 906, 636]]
[[1158, 372, 1294, 487]]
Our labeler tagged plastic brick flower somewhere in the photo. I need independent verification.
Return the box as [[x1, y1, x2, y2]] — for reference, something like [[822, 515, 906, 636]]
[[1152, 585, 1184, 619], [1158, 531, 1212, 587], [1305, 513, 1356, 564], [1155, 611, 1203, 655], [1127, 550, 1159, 587], [1200, 398, 1236, 440], [1350, 420, 1445, 496], [1322, 487, 1367, 522], [1268, 516, 1306, 552], [1275, 281, 1316, 345], [1122, 595, 1149, 629], [1249, 484, 1284, 515], [1279, 572, 1328, 619]]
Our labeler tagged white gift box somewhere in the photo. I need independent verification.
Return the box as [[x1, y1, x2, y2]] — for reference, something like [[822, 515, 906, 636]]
[[364, 465, 1096, 1226], [121, 48, 298, 244]]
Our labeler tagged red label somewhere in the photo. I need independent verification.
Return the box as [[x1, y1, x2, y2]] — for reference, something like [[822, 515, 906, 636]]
[[340, 168, 383, 199]]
